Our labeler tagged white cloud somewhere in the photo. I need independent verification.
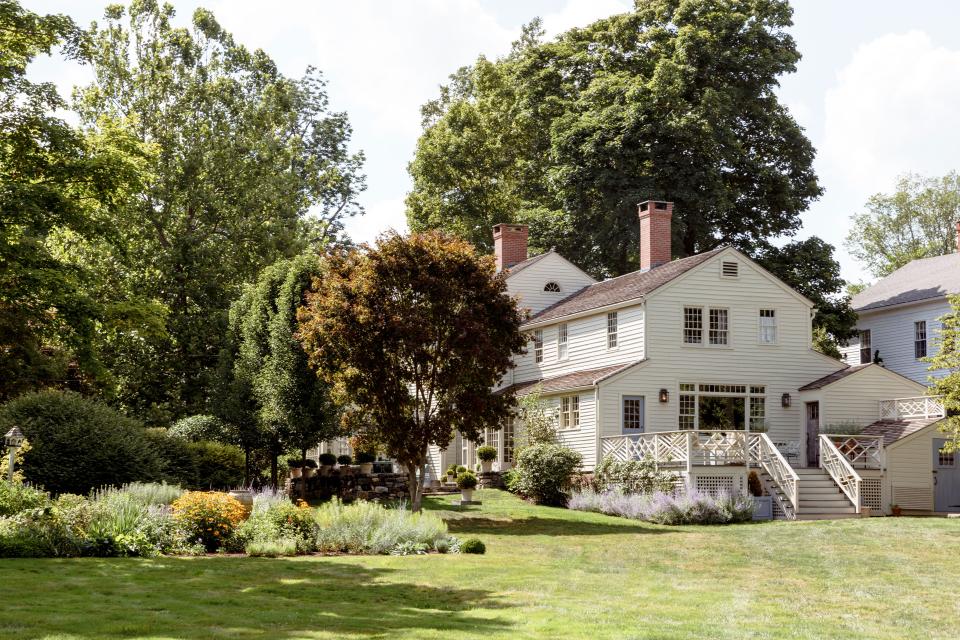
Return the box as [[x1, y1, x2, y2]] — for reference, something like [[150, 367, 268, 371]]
[[822, 30, 960, 194], [541, 0, 632, 37]]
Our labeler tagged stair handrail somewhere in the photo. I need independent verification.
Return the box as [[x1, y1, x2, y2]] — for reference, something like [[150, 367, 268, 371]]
[[753, 433, 800, 514], [818, 434, 861, 513]]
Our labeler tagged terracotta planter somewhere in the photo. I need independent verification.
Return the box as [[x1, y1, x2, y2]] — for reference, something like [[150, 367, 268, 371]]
[[480, 460, 493, 473], [460, 488, 474, 502], [302, 467, 316, 479], [289, 467, 302, 479], [359, 462, 374, 475]]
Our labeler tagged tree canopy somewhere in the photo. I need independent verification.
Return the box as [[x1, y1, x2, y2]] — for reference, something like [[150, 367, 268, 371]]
[[72, 1, 365, 421], [845, 172, 960, 278], [298, 232, 527, 511], [927, 295, 960, 452], [407, 0, 821, 278]]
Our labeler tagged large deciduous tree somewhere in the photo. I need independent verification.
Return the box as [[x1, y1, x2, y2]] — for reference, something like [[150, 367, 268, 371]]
[[845, 172, 960, 278], [0, 1, 144, 399], [407, 1, 821, 278], [218, 252, 342, 487], [74, 1, 365, 421], [298, 232, 527, 511], [927, 295, 960, 451]]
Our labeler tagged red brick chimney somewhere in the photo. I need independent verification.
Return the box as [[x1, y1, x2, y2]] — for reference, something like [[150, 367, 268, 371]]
[[638, 200, 673, 271], [955, 220, 960, 253], [493, 223, 529, 271]]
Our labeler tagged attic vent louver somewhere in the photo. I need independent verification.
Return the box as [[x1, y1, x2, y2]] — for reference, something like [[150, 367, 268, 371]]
[[721, 261, 739, 278]]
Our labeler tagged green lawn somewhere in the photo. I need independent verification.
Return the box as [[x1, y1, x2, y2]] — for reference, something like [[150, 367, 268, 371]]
[[1, 490, 958, 639]]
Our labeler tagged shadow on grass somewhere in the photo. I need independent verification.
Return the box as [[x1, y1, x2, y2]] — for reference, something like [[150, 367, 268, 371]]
[[0, 557, 513, 638], [443, 515, 673, 537]]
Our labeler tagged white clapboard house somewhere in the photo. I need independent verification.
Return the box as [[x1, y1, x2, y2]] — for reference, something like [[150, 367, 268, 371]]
[[429, 201, 954, 518]]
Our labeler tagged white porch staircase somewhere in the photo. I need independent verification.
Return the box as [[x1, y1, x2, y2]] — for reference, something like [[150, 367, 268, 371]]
[[761, 468, 857, 520]]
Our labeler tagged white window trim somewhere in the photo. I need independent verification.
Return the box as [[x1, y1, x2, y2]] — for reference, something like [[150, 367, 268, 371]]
[[544, 281, 562, 293], [557, 323, 569, 360], [859, 329, 872, 364], [532, 329, 543, 364], [621, 395, 645, 432], [758, 308, 779, 346], [720, 260, 740, 279], [676, 382, 767, 431], [914, 320, 927, 360], [607, 312, 618, 350], [683, 305, 732, 348], [559, 395, 580, 430]]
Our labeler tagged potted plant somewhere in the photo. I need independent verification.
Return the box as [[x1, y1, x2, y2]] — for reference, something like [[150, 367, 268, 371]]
[[476, 445, 497, 473], [456, 465, 467, 476], [302, 459, 318, 479], [355, 451, 376, 475], [457, 470, 478, 502], [318, 452, 337, 476], [890, 503, 902, 517], [446, 464, 458, 483], [287, 458, 304, 479], [337, 454, 352, 467]]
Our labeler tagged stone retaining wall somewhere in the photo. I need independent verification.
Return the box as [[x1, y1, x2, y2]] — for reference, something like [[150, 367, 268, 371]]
[[287, 470, 409, 503]]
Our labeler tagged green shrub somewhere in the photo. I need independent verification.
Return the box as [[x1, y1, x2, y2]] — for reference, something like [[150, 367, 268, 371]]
[[355, 451, 376, 464], [460, 537, 485, 554], [318, 452, 337, 466], [456, 471, 478, 490], [822, 421, 864, 435], [476, 445, 497, 462], [143, 430, 245, 490], [455, 465, 467, 474], [313, 499, 453, 555], [246, 537, 299, 557], [168, 415, 228, 442], [512, 443, 582, 506], [0, 390, 162, 495], [593, 456, 677, 495], [0, 481, 49, 516], [337, 454, 352, 465], [446, 464, 458, 476]]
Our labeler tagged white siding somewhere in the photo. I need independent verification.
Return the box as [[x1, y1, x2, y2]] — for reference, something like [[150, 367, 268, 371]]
[[819, 368, 926, 428], [506, 252, 595, 315], [841, 299, 950, 385], [885, 428, 937, 512], [596, 251, 844, 448], [513, 304, 645, 383], [531, 391, 598, 469]]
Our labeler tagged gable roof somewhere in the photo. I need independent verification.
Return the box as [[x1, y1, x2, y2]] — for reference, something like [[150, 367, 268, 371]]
[[524, 247, 726, 325], [861, 417, 944, 446], [496, 361, 644, 397], [798, 364, 865, 390], [504, 250, 555, 278], [853, 252, 960, 312]]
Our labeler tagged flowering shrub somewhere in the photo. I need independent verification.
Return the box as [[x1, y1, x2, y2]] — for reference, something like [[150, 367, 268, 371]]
[[171, 491, 246, 551], [568, 489, 755, 525], [511, 444, 582, 506]]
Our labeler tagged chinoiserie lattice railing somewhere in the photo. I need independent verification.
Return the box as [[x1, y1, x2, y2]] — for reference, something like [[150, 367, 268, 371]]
[[878, 396, 945, 420], [750, 433, 800, 516], [819, 435, 861, 513], [599, 430, 751, 469], [823, 434, 884, 469]]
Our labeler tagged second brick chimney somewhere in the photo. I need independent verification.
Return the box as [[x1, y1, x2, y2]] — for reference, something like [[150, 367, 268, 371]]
[[493, 223, 529, 271], [638, 200, 673, 271]]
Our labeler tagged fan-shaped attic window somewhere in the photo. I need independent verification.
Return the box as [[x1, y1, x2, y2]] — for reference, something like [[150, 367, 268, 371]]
[[544, 282, 561, 293]]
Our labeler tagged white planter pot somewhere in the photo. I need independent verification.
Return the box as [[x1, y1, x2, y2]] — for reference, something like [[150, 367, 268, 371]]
[[447, 474, 456, 484], [359, 462, 373, 475], [480, 460, 493, 473], [460, 488, 474, 502]]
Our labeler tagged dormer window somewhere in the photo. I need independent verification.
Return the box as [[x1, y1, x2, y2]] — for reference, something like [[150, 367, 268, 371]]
[[544, 281, 561, 293]]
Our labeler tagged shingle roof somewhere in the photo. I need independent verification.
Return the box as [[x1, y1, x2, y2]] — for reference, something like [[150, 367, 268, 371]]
[[496, 361, 644, 397], [525, 247, 725, 325], [861, 418, 944, 446], [503, 250, 554, 277], [852, 252, 960, 312], [798, 364, 866, 391]]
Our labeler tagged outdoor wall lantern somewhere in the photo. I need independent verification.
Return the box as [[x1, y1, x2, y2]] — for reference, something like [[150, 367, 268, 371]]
[[4, 426, 24, 483], [659, 388, 669, 403], [781, 393, 791, 408]]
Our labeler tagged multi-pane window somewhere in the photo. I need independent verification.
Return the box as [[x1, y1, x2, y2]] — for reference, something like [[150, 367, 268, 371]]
[[503, 419, 515, 463], [486, 428, 499, 455], [544, 281, 561, 292], [560, 395, 580, 429], [622, 396, 644, 431], [939, 448, 955, 467], [859, 330, 872, 364], [709, 308, 729, 345], [759, 309, 777, 344], [749, 396, 766, 431], [557, 323, 568, 359], [532, 329, 543, 363], [607, 312, 618, 349], [915, 321, 927, 359], [679, 394, 696, 429], [683, 307, 703, 344]]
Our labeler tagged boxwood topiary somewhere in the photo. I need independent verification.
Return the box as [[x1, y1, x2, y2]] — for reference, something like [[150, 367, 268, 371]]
[[337, 454, 352, 465], [318, 452, 337, 466], [456, 471, 478, 490], [355, 451, 376, 464], [476, 445, 497, 462], [460, 537, 485, 554]]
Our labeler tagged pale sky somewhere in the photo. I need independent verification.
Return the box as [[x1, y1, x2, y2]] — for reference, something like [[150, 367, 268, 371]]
[[26, 1, 960, 284]]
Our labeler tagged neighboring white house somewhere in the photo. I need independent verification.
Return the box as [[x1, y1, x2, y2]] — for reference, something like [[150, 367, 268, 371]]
[[428, 201, 951, 518], [838, 239, 960, 385]]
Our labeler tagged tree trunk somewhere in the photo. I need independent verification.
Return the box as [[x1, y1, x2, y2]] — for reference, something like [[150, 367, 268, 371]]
[[300, 447, 307, 501], [243, 446, 250, 487], [406, 464, 421, 513]]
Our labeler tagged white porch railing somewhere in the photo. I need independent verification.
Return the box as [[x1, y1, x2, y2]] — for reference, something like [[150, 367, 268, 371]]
[[599, 431, 799, 514], [819, 435, 861, 513], [823, 434, 884, 469], [879, 396, 945, 420]]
